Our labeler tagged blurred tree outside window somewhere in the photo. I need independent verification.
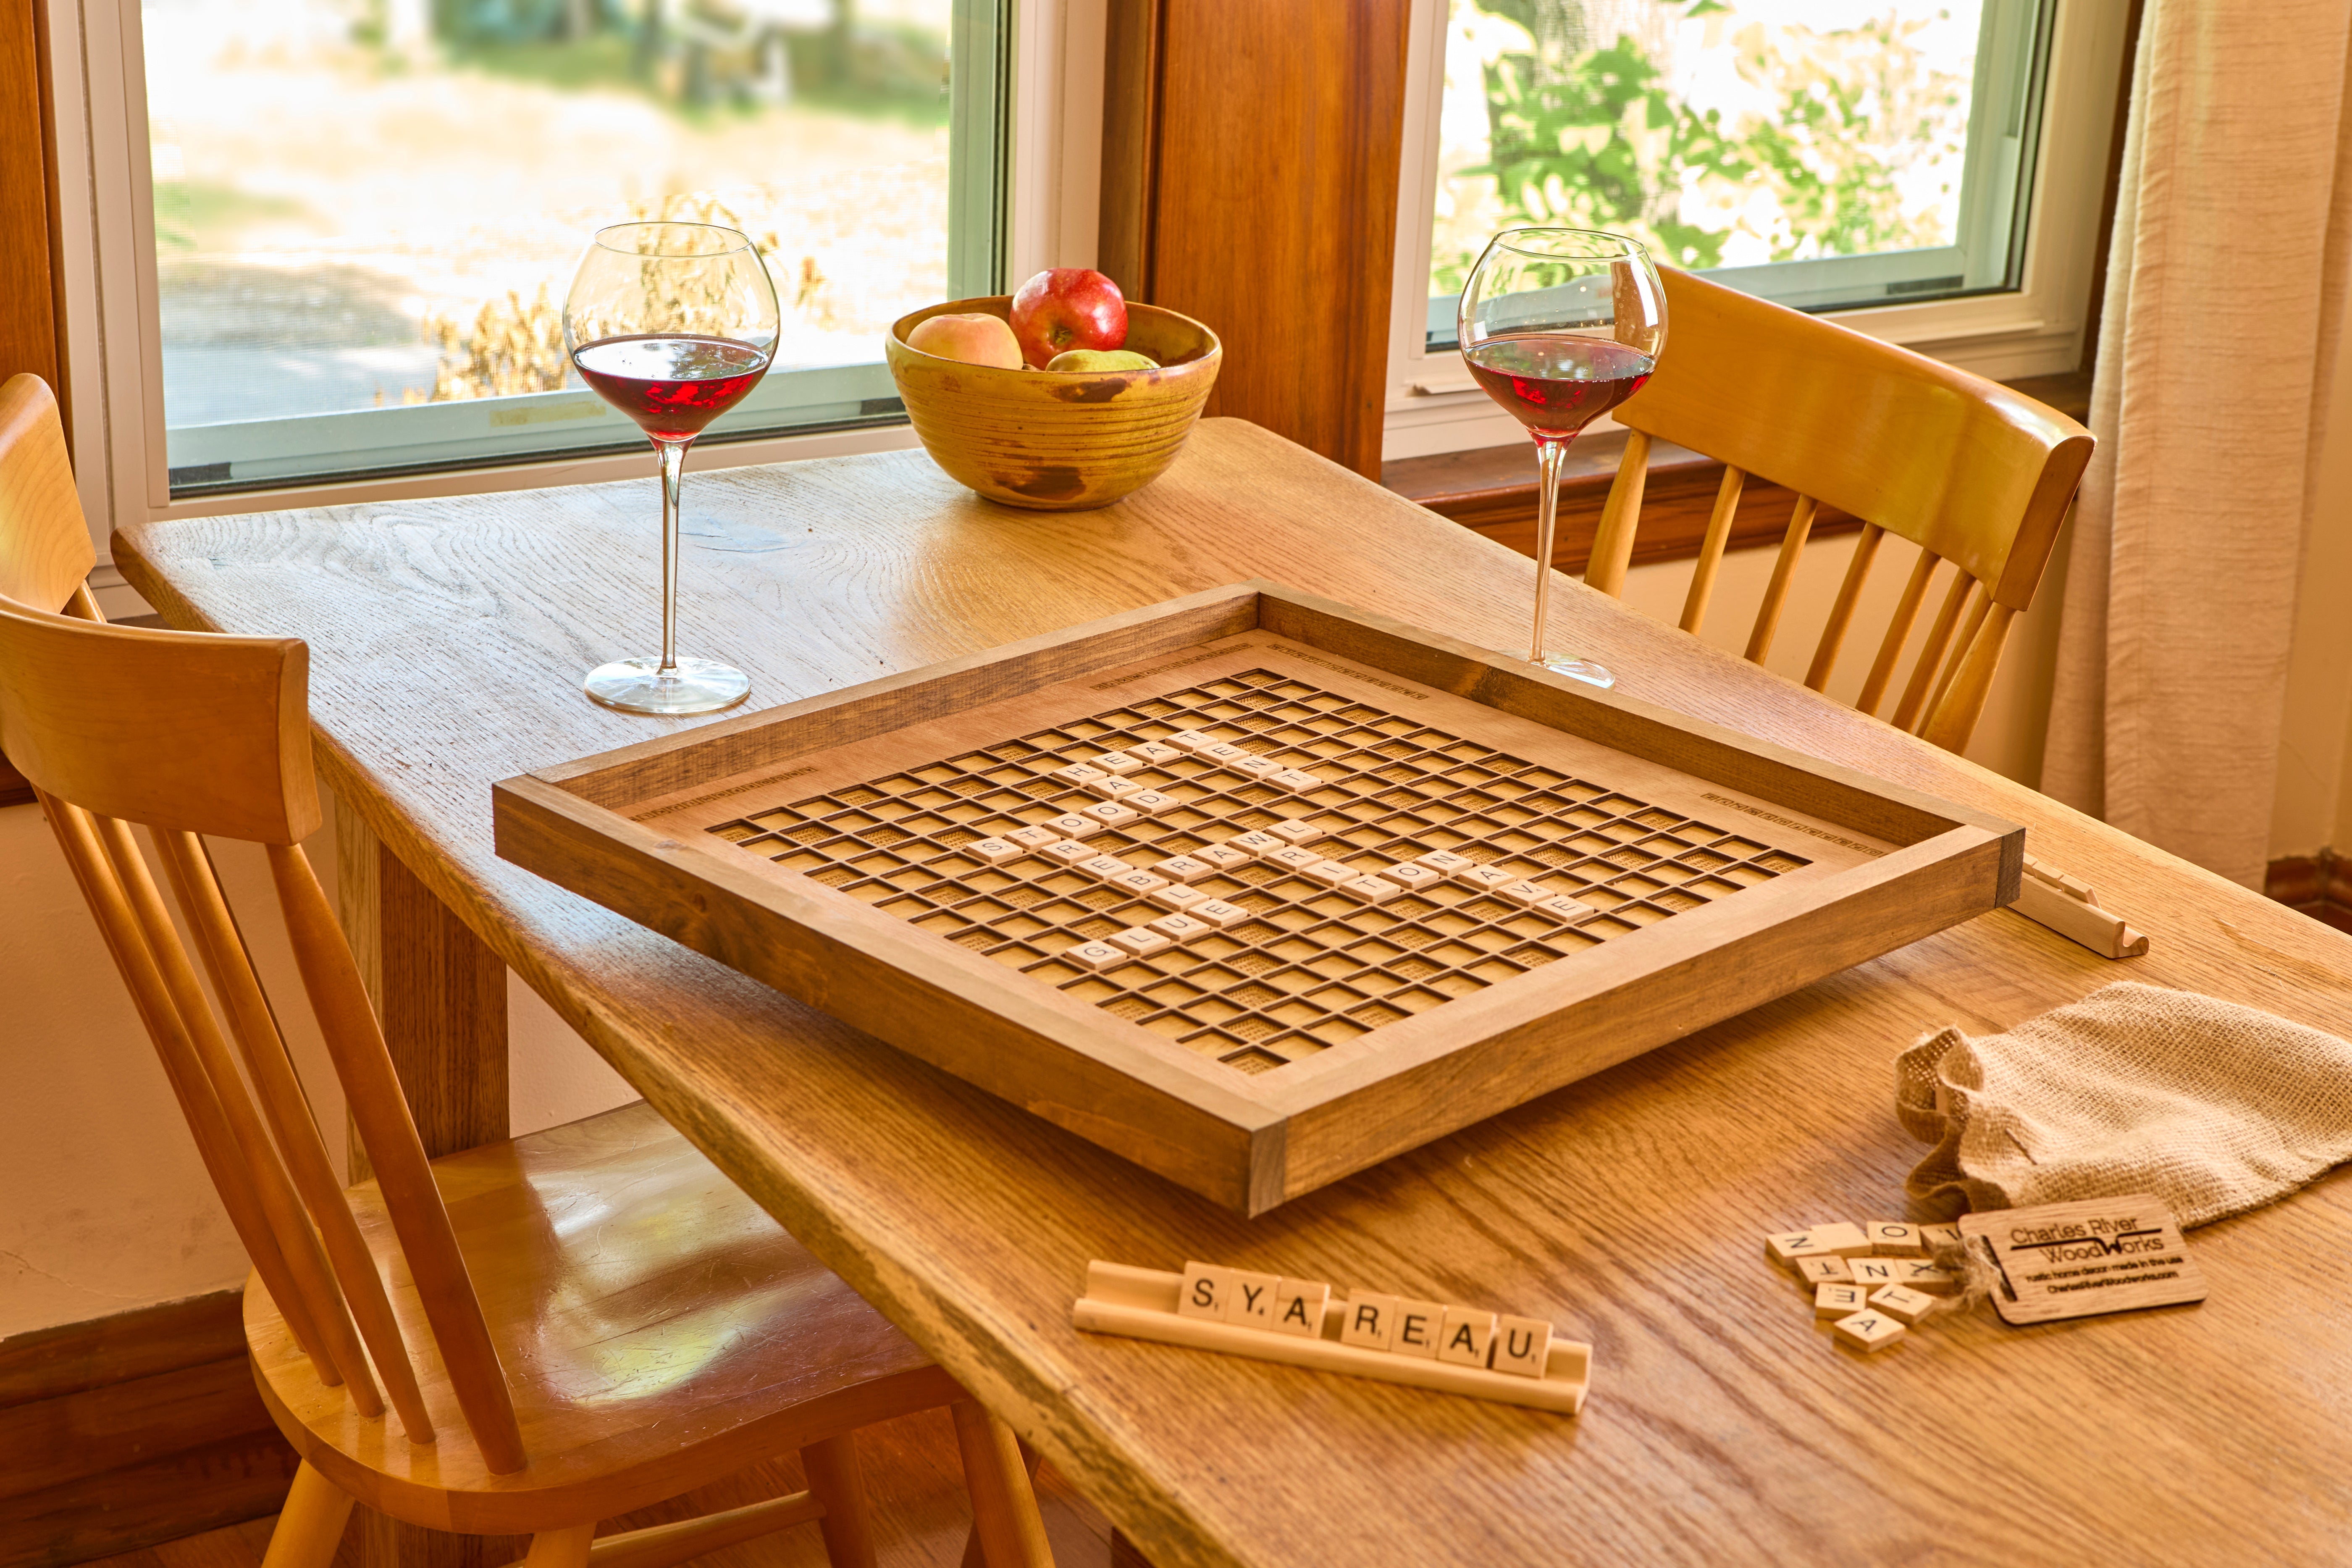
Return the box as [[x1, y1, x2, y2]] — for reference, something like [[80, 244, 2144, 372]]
[[1430, 0, 2040, 327], [143, 0, 992, 492]]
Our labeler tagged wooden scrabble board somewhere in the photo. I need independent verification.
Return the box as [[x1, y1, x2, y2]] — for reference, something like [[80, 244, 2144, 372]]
[[496, 582, 2022, 1212]]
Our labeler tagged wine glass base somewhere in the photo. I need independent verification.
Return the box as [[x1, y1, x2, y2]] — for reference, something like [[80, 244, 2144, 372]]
[[583, 657, 751, 715], [1533, 654, 1615, 689]]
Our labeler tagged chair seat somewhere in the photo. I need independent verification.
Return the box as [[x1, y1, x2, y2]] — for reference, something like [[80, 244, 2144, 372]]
[[246, 1100, 958, 1534]]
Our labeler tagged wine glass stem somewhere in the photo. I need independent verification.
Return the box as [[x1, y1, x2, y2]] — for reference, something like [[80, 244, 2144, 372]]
[[1529, 436, 1570, 663], [656, 436, 689, 674]]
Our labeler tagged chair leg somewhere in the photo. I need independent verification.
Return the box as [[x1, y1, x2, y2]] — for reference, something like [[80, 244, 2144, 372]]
[[801, 1431, 879, 1568], [959, 1439, 1044, 1568], [522, 1523, 598, 1568], [950, 1399, 1055, 1568], [261, 1462, 355, 1568]]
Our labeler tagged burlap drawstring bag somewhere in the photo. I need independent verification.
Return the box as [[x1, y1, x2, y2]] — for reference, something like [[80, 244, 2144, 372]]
[[1897, 981, 2352, 1229]]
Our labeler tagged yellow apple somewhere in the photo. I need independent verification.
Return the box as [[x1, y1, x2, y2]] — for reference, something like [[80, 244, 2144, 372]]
[[906, 312, 1024, 369], [1045, 349, 1158, 372]]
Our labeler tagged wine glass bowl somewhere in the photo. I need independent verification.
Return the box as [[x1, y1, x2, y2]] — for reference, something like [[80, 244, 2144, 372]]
[[1459, 229, 1667, 688], [564, 221, 780, 714]]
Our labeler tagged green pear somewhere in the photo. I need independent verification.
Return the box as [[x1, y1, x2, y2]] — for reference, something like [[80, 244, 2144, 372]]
[[1045, 349, 1158, 373]]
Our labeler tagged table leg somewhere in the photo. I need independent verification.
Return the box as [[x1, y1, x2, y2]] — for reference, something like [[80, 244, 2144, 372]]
[[330, 795, 509, 1169]]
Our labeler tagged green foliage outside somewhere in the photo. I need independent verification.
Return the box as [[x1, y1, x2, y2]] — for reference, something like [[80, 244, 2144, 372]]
[[1435, 0, 1969, 292]]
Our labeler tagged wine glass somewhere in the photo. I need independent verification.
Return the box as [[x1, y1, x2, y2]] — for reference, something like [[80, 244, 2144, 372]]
[[1459, 228, 1667, 690], [564, 221, 779, 714]]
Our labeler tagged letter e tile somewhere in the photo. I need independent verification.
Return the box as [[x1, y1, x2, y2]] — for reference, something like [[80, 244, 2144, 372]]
[[1389, 1299, 1448, 1360]]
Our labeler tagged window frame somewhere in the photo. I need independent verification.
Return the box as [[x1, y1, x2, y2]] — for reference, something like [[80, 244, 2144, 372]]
[[1381, 0, 2129, 464], [49, 0, 1106, 614]]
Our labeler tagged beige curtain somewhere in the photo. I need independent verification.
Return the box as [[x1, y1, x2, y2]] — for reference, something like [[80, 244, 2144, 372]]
[[2044, 0, 2352, 888]]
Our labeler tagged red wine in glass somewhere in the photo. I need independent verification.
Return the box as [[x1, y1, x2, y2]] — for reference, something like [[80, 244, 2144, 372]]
[[1463, 334, 1654, 441], [572, 334, 772, 440]]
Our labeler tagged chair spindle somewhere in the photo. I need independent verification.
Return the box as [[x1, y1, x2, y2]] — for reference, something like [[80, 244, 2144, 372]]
[[1804, 524, 1885, 693], [1922, 601, 2019, 752], [268, 840, 531, 1473], [1891, 570, 1977, 732], [1922, 582, 1992, 733], [152, 830, 438, 1441], [1678, 465, 1745, 634], [1857, 549, 1942, 717], [1585, 429, 1652, 597], [1744, 494, 1819, 662]]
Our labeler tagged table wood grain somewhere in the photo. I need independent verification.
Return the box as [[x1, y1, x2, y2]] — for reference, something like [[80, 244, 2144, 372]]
[[115, 419, 2352, 1567]]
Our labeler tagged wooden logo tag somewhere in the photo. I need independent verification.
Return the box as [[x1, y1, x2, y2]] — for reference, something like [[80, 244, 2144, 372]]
[[1958, 1194, 2208, 1325]]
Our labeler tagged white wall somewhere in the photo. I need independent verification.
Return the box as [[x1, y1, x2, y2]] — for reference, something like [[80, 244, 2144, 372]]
[[0, 792, 632, 1340]]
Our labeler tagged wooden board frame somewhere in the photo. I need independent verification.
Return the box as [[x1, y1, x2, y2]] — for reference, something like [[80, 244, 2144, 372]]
[[494, 583, 2022, 1213]]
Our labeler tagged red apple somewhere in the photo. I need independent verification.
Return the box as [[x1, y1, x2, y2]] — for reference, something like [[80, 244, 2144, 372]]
[[1009, 268, 1128, 369]]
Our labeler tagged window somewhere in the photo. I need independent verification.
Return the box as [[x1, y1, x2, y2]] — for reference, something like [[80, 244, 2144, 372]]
[[1386, 0, 2127, 459], [126, 0, 1004, 497]]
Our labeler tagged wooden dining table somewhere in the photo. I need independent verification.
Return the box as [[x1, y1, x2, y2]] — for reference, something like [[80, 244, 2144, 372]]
[[115, 418, 2352, 1567]]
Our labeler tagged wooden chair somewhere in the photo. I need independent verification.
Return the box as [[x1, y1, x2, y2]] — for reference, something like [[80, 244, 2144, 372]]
[[1584, 268, 2095, 752], [0, 374, 1055, 1566]]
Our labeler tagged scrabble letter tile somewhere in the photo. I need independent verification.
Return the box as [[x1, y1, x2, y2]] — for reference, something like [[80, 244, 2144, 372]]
[[1146, 911, 1213, 941], [1107, 869, 1171, 898], [1814, 1283, 1869, 1318], [1229, 1270, 1281, 1330], [1457, 863, 1520, 892], [1267, 819, 1329, 846], [1300, 859, 1356, 887], [1265, 844, 1327, 872], [1867, 1284, 1939, 1325], [1867, 1221, 1924, 1257], [1376, 861, 1442, 890], [1416, 848, 1475, 876], [1338, 1292, 1398, 1352], [1229, 754, 1282, 777], [1190, 898, 1250, 928], [1269, 769, 1322, 791], [966, 837, 1025, 865], [1105, 926, 1172, 958], [1767, 1222, 1872, 1268], [1086, 775, 1144, 799], [1146, 883, 1207, 913], [1795, 1255, 1853, 1287], [1271, 1278, 1329, 1339], [1092, 749, 1144, 774], [1177, 1261, 1231, 1322], [1049, 763, 1105, 787], [1129, 740, 1183, 765], [1848, 1259, 1900, 1290], [1154, 854, 1214, 882], [1046, 813, 1100, 838], [1225, 830, 1283, 857], [1493, 1315, 1553, 1378], [1390, 1300, 1449, 1360], [1341, 875, 1404, 902], [1163, 729, 1214, 753], [1496, 880, 1553, 907], [1201, 741, 1252, 765], [1192, 843, 1254, 872], [1897, 1261, 1959, 1295], [1917, 1222, 1962, 1253], [1003, 823, 1064, 849], [1125, 790, 1177, 814], [1536, 895, 1595, 922], [1076, 854, 1137, 880], [1064, 940, 1126, 972], [1040, 839, 1098, 866], [1436, 1305, 1496, 1368], [1832, 1309, 1906, 1354], [1816, 1222, 1876, 1257]]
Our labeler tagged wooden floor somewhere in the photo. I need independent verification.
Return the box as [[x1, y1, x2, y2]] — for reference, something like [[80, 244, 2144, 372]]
[[81, 1405, 1115, 1568]]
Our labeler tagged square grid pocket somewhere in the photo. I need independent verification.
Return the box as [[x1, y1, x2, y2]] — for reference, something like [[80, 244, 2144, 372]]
[[711, 670, 1809, 1075]]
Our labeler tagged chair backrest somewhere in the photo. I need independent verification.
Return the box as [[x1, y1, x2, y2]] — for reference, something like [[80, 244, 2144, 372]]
[[0, 377, 529, 1474], [1585, 270, 2094, 751]]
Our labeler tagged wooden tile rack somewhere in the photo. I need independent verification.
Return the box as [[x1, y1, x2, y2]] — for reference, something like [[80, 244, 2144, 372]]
[[495, 582, 2023, 1213], [1072, 1262, 1592, 1414]]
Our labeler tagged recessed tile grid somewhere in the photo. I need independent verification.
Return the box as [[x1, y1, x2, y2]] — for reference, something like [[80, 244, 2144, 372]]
[[708, 670, 1811, 1075]]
